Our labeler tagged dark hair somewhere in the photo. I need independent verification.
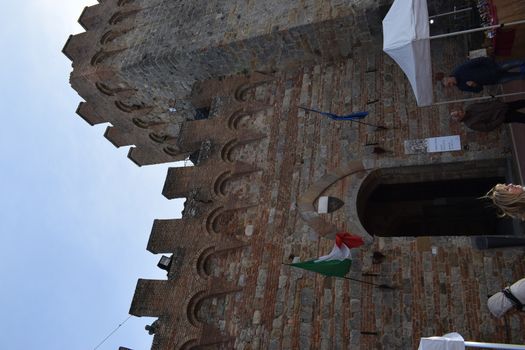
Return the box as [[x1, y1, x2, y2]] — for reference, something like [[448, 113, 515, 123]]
[[434, 72, 445, 82]]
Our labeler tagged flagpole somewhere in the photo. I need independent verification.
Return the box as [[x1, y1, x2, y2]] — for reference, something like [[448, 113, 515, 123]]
[[339, 276, 396, 290], [283, 264, 395, 289], [297, 106, 387, 130]]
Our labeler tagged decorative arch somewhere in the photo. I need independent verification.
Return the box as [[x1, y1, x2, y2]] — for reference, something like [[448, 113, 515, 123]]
[[213, 171, 232, 196], [227, 110, 252, 130], [90, 48, 125, 66], [195, 246, 215, 279], [115, 100, 149, 113], [297, 160, 369, 239], [117, 0, 135, 6], [220, 137, 265, 163], [220, 139, 237, 163], [95, 81, 135, 96], [108, 9, 141, 25], [205, 207, 224, 234], [100, 29, 130, 45], [132, 117, 166, 129], [164, 145, 185, 157], [95, 81, 116, 96], [179, 339, 199, 350], [186, 289, 241, 328], [149, 132, 174, 143], [186, 290, 207, 327], [227, 107, 269, 130], [234, 80, 271, 102]]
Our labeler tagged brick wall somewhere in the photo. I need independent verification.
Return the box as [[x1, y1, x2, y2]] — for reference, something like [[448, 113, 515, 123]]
[[64, 1, 525, 349]]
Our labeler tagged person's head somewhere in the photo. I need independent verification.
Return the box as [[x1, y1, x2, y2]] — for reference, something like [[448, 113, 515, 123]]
[[450, 109, 465, 122], [442, 76, 457, 87], [484, 184, 525, 220]]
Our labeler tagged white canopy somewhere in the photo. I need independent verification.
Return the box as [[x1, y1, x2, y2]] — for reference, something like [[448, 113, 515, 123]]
[[382, 0, 525, 107], [418, 333, 466, 350], [418, 332, 525, 350], [382, 0, 433, 106]]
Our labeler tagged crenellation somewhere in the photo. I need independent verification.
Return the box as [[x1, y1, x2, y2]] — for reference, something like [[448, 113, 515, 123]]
[[75, 101, 106, 126], [65, 0, 525, 349]]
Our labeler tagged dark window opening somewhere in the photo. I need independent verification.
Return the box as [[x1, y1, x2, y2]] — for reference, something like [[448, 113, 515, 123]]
[[356, 160, 516, 237], [194, 107, 210, 120], [189, 150, 200, 165], [362, 177, 507, 236]]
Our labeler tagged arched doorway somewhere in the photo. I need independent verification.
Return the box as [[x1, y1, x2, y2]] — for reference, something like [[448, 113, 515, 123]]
[[356, 159, 514, 236]]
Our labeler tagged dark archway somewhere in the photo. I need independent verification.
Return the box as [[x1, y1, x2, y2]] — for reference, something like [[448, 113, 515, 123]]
[[357, 159, 514, 236]]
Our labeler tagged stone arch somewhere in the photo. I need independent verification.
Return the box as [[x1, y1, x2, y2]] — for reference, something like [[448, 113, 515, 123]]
[[297, 160, 369, 240], [100, 29, 130, 45], [213, 170, 260, 198], [227, 107, 269, 130], [117, 0, 135, 6], [213, 171, 232, 197], [356, 160, 508, 237], [179, 339, 199, 350], [149, 132, 174, 144], [186, 288, 241, 328], [205, 207, 224, 234], [132, 116, 166, 129], [227, 110, 252, 130], [234, 80, 271, 102], [186, 290, 207, 327], [90, 48, 125, 66], [164, 145, 187, 158], [220, 140, 236, 163], [195, 246, 215, 279], [108, 9, 140, 25], [95, 81, 116, 96], [95, 81, 135, 96], [204, 205, 256, 235], [115, 100, 150, 113], [220, 138, 265, 163]]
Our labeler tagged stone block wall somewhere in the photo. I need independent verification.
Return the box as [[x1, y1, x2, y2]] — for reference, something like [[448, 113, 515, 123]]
[[64, 1, 525, 349]]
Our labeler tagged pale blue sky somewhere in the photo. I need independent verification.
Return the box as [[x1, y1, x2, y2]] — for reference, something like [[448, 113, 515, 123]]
[[0, 1, 182, 349]]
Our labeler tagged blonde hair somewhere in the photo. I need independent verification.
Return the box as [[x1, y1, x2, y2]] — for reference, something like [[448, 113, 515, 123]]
[[484, 184, 525, 220]]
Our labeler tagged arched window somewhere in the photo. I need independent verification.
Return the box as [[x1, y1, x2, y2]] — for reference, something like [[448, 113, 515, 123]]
[[356, 159, 513, 237]]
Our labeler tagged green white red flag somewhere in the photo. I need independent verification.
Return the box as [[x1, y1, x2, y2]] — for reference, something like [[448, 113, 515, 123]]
[[290, 232, 364, 277]]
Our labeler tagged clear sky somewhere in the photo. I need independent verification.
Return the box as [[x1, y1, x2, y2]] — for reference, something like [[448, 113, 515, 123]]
[[0, 1, 183, 349]]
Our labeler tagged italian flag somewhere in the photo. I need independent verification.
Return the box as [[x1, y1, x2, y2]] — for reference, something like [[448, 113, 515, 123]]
[[290, 232, 364, 277]]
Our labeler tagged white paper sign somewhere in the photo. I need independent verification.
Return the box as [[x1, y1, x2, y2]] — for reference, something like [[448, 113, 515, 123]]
[[317, 196, 328, 214], [404, 135, 461, 154]]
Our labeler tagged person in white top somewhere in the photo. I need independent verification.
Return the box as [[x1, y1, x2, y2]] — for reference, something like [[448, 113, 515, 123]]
[[487, 277, 525, 317]]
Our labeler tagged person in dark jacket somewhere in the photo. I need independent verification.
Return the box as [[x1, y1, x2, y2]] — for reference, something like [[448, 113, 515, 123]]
[[440, 57, 525, 93], [450, 99, 525, 132]]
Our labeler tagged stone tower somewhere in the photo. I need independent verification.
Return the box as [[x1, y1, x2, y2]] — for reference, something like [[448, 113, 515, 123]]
[[64, 0, 525, 349]]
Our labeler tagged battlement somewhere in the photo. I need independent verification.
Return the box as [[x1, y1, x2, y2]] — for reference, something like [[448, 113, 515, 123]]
[[162, 161, 259, 201], [131, 217, 246, 349], [65, 0, 525, 349], [64, 0, 390, 167]]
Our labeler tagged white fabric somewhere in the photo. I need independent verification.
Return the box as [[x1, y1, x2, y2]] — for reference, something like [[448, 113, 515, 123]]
[[315, 243, 351, 262], [382, 0, 433, 106], [487, 277, 525, 317], [418, 333, 465, 350]]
